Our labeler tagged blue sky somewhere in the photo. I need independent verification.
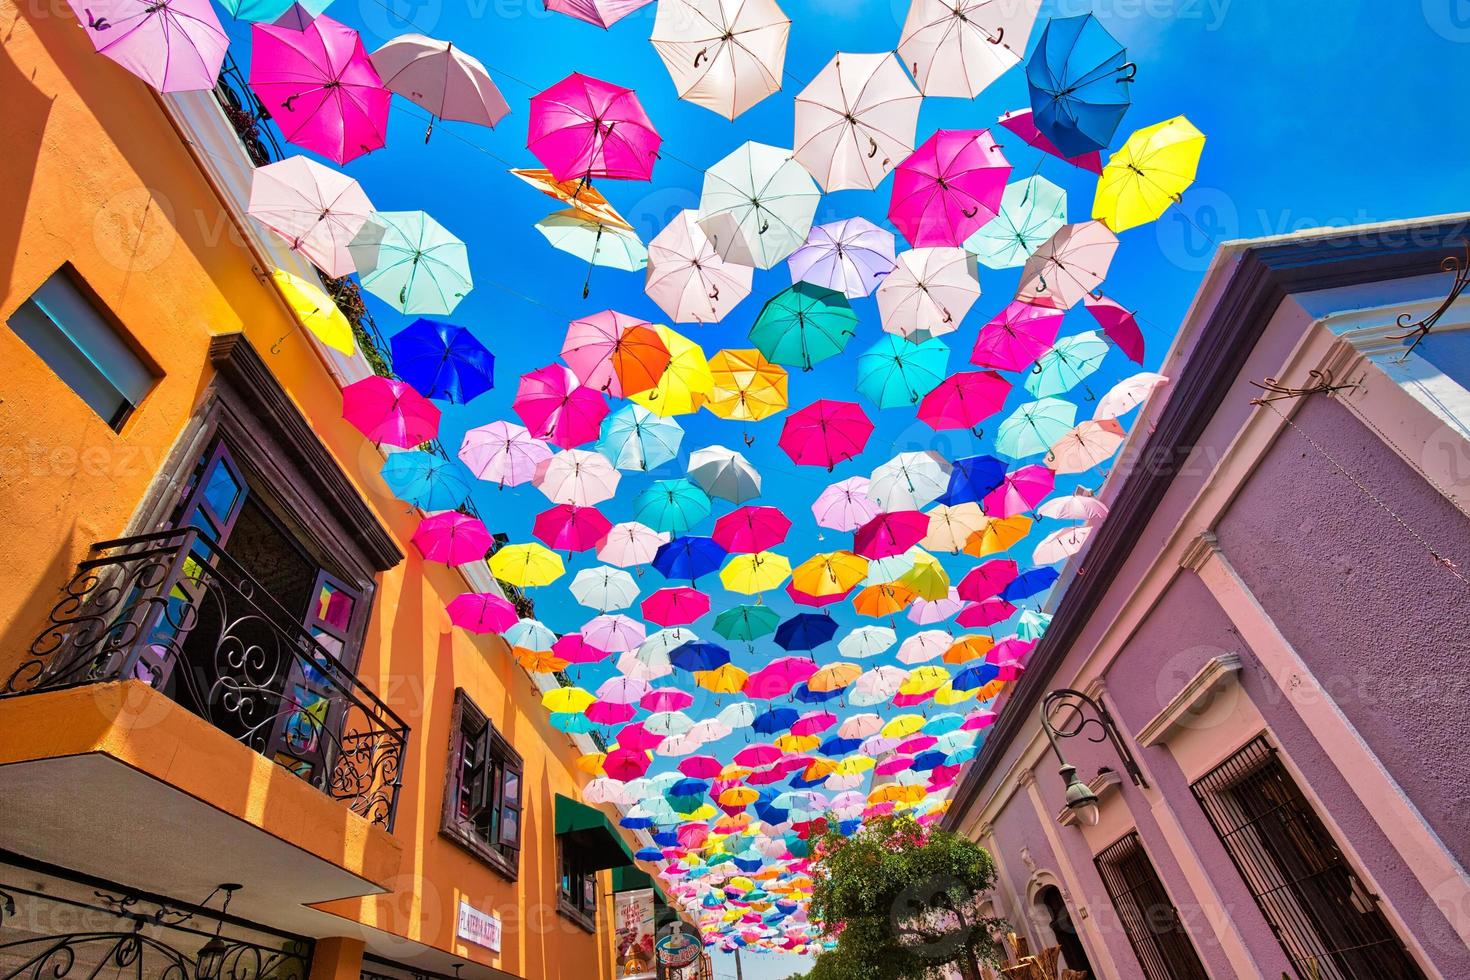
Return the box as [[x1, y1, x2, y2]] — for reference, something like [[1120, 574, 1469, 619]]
[[226, 1, 1470, 975]]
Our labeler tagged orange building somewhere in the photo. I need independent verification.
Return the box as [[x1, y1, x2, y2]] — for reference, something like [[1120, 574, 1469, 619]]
[[0, 5, 653, 980]]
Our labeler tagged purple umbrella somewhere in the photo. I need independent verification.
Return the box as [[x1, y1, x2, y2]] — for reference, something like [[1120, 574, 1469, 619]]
[[787, 218, 897, 300], [67, 0, 228, 93]]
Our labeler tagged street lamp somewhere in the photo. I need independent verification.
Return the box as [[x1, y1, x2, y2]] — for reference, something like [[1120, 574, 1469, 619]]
[[1039, 689, 1147, 829], [195, 884, 241, 980]]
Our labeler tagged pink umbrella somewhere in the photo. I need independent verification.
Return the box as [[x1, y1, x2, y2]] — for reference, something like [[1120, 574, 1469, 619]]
[[1037, 488, 1110, 522], [561, 310, 670, 398], [617, 717, 664, 746], [786, 582, 852, 609], [787, 218, 897, 299], [553, 634, 612, 664], [792, 711, 837, 737], [917, 370, 1009, 433], [955, 597, 1015, 628], [811, 477, 879, 533], [597, 521, 669, 567], [247, 157, 373, 278], [413, 512, 493, 565], [533, 504, 612, 551], [779, 400, 874, 470], [251, 15, 390, 165], [888, 130, 1010, 248], [679, 755, 725, 779], [642, 687, 695, 712], [1085, 292, 1146, 364], [957, 558, 1019, 602], [892, 691, 935, 708], [1018, 221, 1120, 311], [446, 591, 518, 634], [713, 506, 792, 554], [459, 420, 553, 486], [854, 511, 929, 559], [342, 376, 440, 448], [997, 107, 1104, 174], [1033, 525, 1093, 565], [908, 588, 964, 625], [582, 613, 646, 653], [963, 708, 999, 730], [68, 0, 227, 92], [644, 210, 754, 324], [514, 364, 609, 449], [970, 300, 1065, 372], [1047, 419, 1126, 474], [591, 700, 639, 726], [734, 744, 782, 767], [642, 587, 710, 627], [983, 465, 1055, 517], [745, 657, 820, 699], [896, 734, 937, 755], [545, 0, 653, 28], [528, 72, 661, 183]]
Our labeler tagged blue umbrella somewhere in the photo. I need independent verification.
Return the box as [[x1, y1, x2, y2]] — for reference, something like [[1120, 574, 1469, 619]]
[[794, 683, 843, 704], [623, 816, 656, 830], [820, 735, 861, 755], [635, 478, 713, 534], [671, 640, 731, 672], [380, 450, 470, 510], [390, 318, 495, 403], [1026, 14, 1134, 157], [911, 750, 946, 772], [938, 454, 1008, 505], [598, 404, 684, 472], [652, 536, 726, 581], [734, 854, 764, 873], [1001, 566, 1061, 602], [636, 846, 663, 860], [753, 705, 798, 735], [653, 830, 680, 847], [952, 663, 999, 691], [775, 613, 839, 652], [753, 788, 790, 824]]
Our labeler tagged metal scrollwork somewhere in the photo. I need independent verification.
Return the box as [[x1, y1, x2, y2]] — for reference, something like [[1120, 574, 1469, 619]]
[[1039, 688, 1148, 789], [1388, 239, 1470, 361]]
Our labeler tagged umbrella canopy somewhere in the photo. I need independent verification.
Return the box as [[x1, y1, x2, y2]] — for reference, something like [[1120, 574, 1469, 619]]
[[875, 247, 980, 340], [1026, 13, 1134, 157], [1027, 330, 1110, 398], [898, 0, 1040, 99], [921, 503, 988, 554], [272, 270, 355, 355], [1017, 220, 1119, 311], [714, 506, 791, 554], [888, 129, 1010, 248], [642, 587, 710, 627], [838, 626, 897, 660], [490, 543, 566, 587], [572, 566, 641, 611], [247, 157, 373, 278], [533, 504, 612, 552], [459, 420, 552, 487], [534, 210, 648, 298], [447, 591, 519, 634], [510, 168, 632, 230], [984, 464, 1054, 517], [721, 552, 793, 596], [779, 400, 874, 469], [997, 106, 1104, 173], [513, 364, 609, 448], [391, 319, 495, 404], [1047, 419, 1126, 473], [965, 176, 1068, 270], [68, 0, 227, 93], [969, 299, 1065, 372], [652, 536, 726, 580], [629, 325, 713, 417], [349, 210, 472, 315], [369, 33, 509, 132], [545, 0, 654, 28], [1085, 292, 1146, 364], [1032, 525, 1092, 565], [854, 512, 929, 560], [791, 551, 868, 596], [812, 477, 879, 532], [774, 613, 837, 652], [535, 448, 621, 506], [706, 349, 789, 423], [787, 218, 896, 300], [636, 479, 713, 534], [689, 447, 762, 504], [651, 0, 791, 120], [342, 376, 440, 448], [855, 335, 950, 409], [995, 397, 1077, 459], [698, 142, 821, 270], [528, 72, 661, 183], [562, 310, 670, 398], [1094, 372, 1168, 421], [644, 210, 755, 325], [750, 282, 858, 372], [918, 370, 1009, 433], [251, 14, 389, 165], [380, 450, 470, 511], [1093, 115, 1206, 232], [413, 512, 492, 565], [713, 604, 780, 642], [598, 404, 684, 471], [1036, 488, 1110, 522], [793, 52, 921, 192], [964, 514, 1031, 558], [598, 522, 670, 568], [868, 452, 952, 511]]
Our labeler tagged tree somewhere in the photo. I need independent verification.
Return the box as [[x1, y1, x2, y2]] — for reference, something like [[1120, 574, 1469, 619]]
[[806, 815, 1006, 980]]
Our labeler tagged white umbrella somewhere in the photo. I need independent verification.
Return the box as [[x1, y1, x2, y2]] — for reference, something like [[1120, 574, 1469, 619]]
[[898, 0, 1041, 99], [651, 0, 791, 120], [793, 52, 921, 192], [838, 713, 884, 739], [921, 502, 988, 554], [838, 625, 897, 660], [645, 209, 754, 324], [1046, 419, 1126, 474], [597, 521, 670, 567], [897, 630, 951, 665], [369, 34, 510, 134], [851, 665, 906, 706], [1094, 371, 1169, 420], [1036, 489, 1110, 522], [570, 566, 640, 611], [718, 702, 757, 728], [1018, 220, 1120, 311], [812, 476, 879, 532], [876, 247, 981, 340], [868, 451, 952, 511], [247, 156, 373, 278], [698, 142, 821, 270], [688, 446, 761, 503], [1032, 525, 1093, 565], [534, 448, 620, 506]]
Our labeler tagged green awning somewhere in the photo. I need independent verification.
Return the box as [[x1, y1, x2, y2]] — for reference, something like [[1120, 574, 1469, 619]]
[[555, 794, 634, 872]]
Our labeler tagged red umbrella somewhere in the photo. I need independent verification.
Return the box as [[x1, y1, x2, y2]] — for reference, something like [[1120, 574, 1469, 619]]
[[888, 129, 1010, 247], [713, 506, 792, 554], [779, 399, 875, 470], [341, 376, 440, 448], [528, 72, 661, 183], [1085, 292, 1145, 364], [917, 369, 1010, 433], [970, 300, 1064, 372], [641, 587, 711, 627], [854, 511, 929, 559], [514, 364, 610, 448], [957, 558, 1019, 601], [533, 504, 612, 551]]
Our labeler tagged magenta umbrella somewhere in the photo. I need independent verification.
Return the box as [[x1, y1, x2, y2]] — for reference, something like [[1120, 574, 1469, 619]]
[[1085, 292, 1145, 364], [545, 0, 653, 27], [514, 364, 609, 449], [957, 558, 1019, 602], [412, 512, 493, 565], [561, 310, 669, 398], [786, 582, 852, 609], [446, 591, 518, 634], [250, 14, 390, 165], [528, 72, 661, 183], [643, 687, 695, 712], [641, 587, 710, 628], [68, 0, 228, 92], [969, 300, 1065, 372], [779, 400, 875, 470], [956, 596, 1016, 628], [745, 657, 820, 699], [341, 375, 440, 448], [917, 370, 1009, 433], [553, 634, 612, 664], [713, 506, 792, 554], [888, 130, 1010, 248], [854, 511, 929, 559], [533, 504, 612, 551], [983, 465, 1055, 518]]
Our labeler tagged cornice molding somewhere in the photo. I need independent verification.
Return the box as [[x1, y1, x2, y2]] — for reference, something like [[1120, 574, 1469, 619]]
[[1136, 654, 1244, 749]]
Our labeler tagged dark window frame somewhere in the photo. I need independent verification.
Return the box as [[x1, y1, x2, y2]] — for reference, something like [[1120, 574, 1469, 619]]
[[441, 688, 523, 882], [1094, 831, 1208, 980], [555, 836, 598, 933]]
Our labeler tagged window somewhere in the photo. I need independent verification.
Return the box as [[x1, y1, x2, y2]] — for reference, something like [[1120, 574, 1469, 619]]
[[557, 838, 598, 932], [1094, 832, 1208, 980], [1191, 737, 1425, 980], [6, 266, 156, 429], [441, 689, 522, 879]]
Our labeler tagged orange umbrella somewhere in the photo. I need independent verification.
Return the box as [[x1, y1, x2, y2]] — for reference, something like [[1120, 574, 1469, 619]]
[[509, 167, 633, 230], [853, 582, 918, 619], [964, 515, 1033, 557], [706, 348, 790, 423], [516, 648, 570, 672], [943, 635, 994, 664]]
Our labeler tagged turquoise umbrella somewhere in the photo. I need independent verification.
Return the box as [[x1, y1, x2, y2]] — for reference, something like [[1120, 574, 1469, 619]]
[[995, 398, 1077, 459], [349, 210, 472, 315], [1025, 330, 1110, 398], [749, 282, 858, 372], [712, 604, 780, 642], [1017, 608, 1052, 640], [551, 711, 598, 734], [855, 335, 950, 409], [634, 478, 712, 534], [965, 176, 1068, 270], [535, 209, 648, 298], [597, 404, 684, 471], [380, 450, 471, 510]]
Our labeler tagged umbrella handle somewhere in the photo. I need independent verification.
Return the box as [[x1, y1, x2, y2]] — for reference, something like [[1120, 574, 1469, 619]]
[[1117, 62, 1137, 82], [987, 26, 1004, 44]]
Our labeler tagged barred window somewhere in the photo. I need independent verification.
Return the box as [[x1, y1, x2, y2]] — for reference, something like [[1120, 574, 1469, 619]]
[[1094, 832, 1208, 980]]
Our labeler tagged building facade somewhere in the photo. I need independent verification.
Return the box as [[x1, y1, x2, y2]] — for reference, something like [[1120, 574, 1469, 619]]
[[0, 5, 649, 980], [943, 216, 1470, 979]]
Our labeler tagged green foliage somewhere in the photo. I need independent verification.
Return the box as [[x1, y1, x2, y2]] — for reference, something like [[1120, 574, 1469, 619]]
[[807, 815, 1006, 980]]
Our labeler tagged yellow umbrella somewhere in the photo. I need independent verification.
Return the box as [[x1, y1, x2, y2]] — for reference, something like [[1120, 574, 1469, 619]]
[[853, 583, 918, 619], [696, 663, 750, 694], [933, 683, 977, 706], [272, 270, 355, 356], [489, 542, 565, 586], [543, 686, 595, 712], [921, 503, 988, 554], [630, 325, 713, 417], [964, 515, 1033, 558], [705, 348, 789, 422], [719, 551, 792, 595], [719, 786, 759, 808], [576, 752, 607, 776], [791, 550, 869, 596], [680, 803, 719, 821], [720, 763, 754, 780], [868, 783, 925, 805], [897, 552, 950, 600], [774, 733, 819, 753], [808, 661, 861, 692], [944, 635, 994, 665], [881, 713, 926, 738], [899, 665, 950, 695], [835, 756, 875, 775], [1092, 115, 1206, 232]]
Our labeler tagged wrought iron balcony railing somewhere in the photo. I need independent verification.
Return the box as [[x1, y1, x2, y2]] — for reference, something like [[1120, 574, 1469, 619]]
[[3, 529, 408, 830]]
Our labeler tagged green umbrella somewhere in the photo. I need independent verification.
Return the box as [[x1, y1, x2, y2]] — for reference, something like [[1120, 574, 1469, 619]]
[[713, 604, 780, 642], [995, 397, 1077, 459], [1026, 330, 1111, 398], [748, 282, 858, 372], [349, 210, 473, 315], [855, 334, 950, 409], [965, 176, 1068, 270]]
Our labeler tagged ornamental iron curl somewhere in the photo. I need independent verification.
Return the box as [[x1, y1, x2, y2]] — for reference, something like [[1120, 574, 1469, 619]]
[[1039, 688, 1148, 789], [1389, 239, 1470, 361]]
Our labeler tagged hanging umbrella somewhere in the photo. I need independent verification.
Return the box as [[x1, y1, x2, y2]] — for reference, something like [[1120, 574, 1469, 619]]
[[598, 404, 684, 471], [1027, 330, 1110, 398], [699, 142, 821, 270], [636, 479, 713, 534], [969, 300, 1065, 372], [528, 72, 661, 182], [272, 270, 355, 355], [510, 168, 632, 231], [714, 506, 792, 554], [582, 614, 648, 653], [1036, 488, 1109, 522], [629, 325, 713, 418], [774, 614, 838, 653], [852, 583, 918, 619], [706, 349, 789, 424], [247, 157, 373, 278], [787, 219, 897, 300], [535, 448, 621, 506], [918, 370, 1009, 433], [370, 34, 509, 137], [983, 465, 1054, 517], [995, 397, 1077, 459], [652, 536, 726, 581], [855, 335, 950, 408], [791, 551, 868, 596], [997, 106, 1104, 173], [1000, 567, 1059, 602], [839, 626, 897, 660], [721, 551, 792, 596], [1093, 115, 1206, 232], [868, 452, 952, 511], [876, 247, 981, 340], [1026, 13, 1134, 157], [68, 0, 227, 92], [572, 566, 641, 611], [689, 447, 762, 504], [889, 130, 1010, 248], [909, 588, 965, 625], [447, 591, 519, 634], [513, 364, 609, 448], [1085, 292, 1145, 364], [713, 604, 780, 642], [562, 310, 670, 398], [1016, 609, 1052, 641], [779, 400, 874, 469], [921, 503, 988, 554], [380, 450, 470, 510], [489, 543, 566, 587], [459, 420, 552, 487], [750, 283, 858, 372], [1032, 525, 1092, 565], [956, 596, 1014, 628], [854, 512, 929, 560], [546, 0, 654, 28], [964, 515, 1031, 557], [1047, 419, 1126, 473], [812, 477, 879, 532], [965, 176, 1068, 270], [1094, 372, 1168, 421], [746, 657, 819, 699], [413, 512, 492, 565], [250, 14, 390, 165], [793, 52, 921, 192], [642, 587, 710, 627], [535, 210, 648, 298], [898, 0, 1040, 99], [342, 376, 440, 448], [672, 641, 733, 673], [645, 210, 755, 325], [391, 319, 495, 403], [349, 211, 472, 315], [1017, 221, 1119, 311], [957, 559, 1017, 601], [598, 522, 670, 567], [650, 0, 791, 120], [533, 504, 612, 552]]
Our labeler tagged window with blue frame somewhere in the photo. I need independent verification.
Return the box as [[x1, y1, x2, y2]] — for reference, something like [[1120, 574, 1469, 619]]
[[6, 267, 157, 430]]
